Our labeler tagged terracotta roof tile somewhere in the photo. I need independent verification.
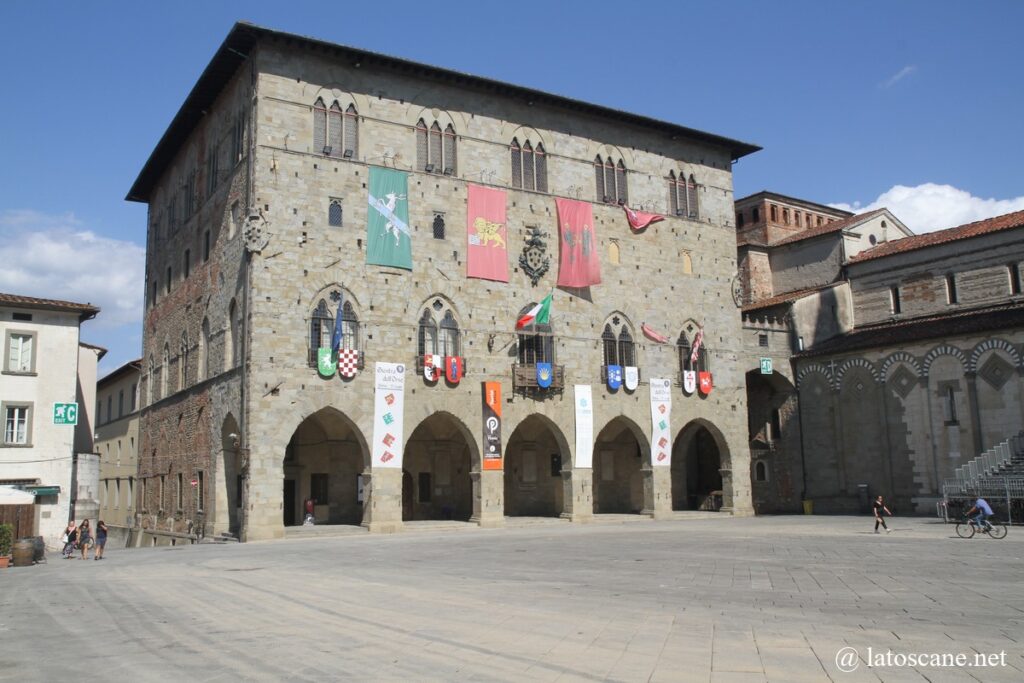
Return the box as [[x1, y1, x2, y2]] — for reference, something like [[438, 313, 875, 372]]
[[794, 301, 1024, 358], [770, 209, 888, 248], [0, 292, 100, 318], [849, 209, 1024, 263]]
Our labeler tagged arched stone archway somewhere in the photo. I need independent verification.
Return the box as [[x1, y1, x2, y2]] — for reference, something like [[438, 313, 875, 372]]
[[403, 412, 475, 521], [282, 407, 369, 527], [592, 416, 648, 514], [504, 414, 568, 517], [672, 420, 729, 511]]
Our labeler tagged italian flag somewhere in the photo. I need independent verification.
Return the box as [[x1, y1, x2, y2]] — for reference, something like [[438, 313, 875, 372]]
[[516, 293, 553, 329]]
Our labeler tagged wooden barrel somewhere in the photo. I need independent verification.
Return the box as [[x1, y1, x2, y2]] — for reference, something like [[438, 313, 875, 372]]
[[12, 538, 35, 567]]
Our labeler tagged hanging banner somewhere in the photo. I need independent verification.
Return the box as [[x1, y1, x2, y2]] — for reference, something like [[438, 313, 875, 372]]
[[624, 366, 639, 391], [555, 198, 601, 287], [445, 356, 464, 384], [371, 362, 406, 468], [317, 348, 335, 377], [337, 349, 360, 378], [367, 167, 412, 270], [683, 370, 697, 394], [467, 185, 509, 282], [423, 354, 441, 382], [623, 205, 665, 231], [649, 377, 672, 467], [606, 364, 622, 390], [482, 381, 503, 470], [536, 362, 553, 389], [574, 385, 594, 468]]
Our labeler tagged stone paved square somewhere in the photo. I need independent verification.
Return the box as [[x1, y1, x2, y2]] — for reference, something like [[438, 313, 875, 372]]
[[1, 516, 1022, 682]]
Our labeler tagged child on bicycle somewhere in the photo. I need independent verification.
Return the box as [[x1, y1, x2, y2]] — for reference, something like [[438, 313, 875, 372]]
[[965, 496, 994, 531]]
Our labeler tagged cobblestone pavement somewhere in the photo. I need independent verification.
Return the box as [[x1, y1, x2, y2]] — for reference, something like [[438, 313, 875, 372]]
[[1, 515, 1022, 682]]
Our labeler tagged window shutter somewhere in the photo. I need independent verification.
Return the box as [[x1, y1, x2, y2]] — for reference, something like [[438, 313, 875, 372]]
[[416, 120, 428, 171], [328, 102, 342, 157], [604, 160, 615, 203], [329, 201, 343, 227], [429, 122, 442, 170], [668, 172, 678, 215], [342, 301, 359, 350], [443, 124, 457, 173], [522, 141, 535, 191], [510, 139, 522, 188], [535, 144, 547, 193], [418, 309, 436, 355], [687, 175, 699, 218], [594, 157, 604, 200], [616, 160, 628, 205], [602, 325, 617, 366], [344, 104, 358, 158], [618, 327, 635, 367], [440, 310, 460, 356], [313, 98, 327, 154]]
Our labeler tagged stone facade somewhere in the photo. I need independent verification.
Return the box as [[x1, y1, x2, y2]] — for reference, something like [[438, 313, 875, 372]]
[[128, 24, 758, 541], [95, 360, 141, 529]]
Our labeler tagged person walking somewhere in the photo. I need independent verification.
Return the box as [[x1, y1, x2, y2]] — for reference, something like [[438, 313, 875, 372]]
[[61, 521, 78, 559], [873, 495, 893, 533], [93, 521, 108, 560], [77, 519, 92, 560]]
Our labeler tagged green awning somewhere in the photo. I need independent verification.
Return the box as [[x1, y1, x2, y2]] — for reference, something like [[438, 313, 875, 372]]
[[25, 485, 61, 497]]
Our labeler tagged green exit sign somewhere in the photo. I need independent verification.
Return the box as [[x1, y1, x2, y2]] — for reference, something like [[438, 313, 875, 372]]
[[53, 402, 78, 425], [760, 358, 773, 375]]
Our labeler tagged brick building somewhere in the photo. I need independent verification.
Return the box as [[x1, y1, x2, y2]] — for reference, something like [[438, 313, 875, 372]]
[[732, 191, 1024, 515], [127, 23, 759, 541]]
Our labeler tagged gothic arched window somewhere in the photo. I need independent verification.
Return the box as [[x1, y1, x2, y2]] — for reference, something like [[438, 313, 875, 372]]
[[313, 99, 358, 158], [416, 118, 457, 174], [511, 138, 548, 192], [308, 299, 333, 367], [601, 317, 635, 368], [417, 308, 437, 356], [595, 155, 628, 204], [439, 310, 461, 357]]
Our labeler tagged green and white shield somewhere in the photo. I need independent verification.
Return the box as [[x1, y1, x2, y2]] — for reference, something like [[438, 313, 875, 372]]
[[317, 347, 335, 377]]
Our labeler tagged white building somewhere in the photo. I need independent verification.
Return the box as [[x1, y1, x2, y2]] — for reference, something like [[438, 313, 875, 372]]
[[0, 293, 101, 546]]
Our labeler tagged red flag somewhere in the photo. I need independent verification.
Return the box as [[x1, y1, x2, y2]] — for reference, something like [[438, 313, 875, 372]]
[[445, 356, 463, 384], [690, 327, 704, 366], [555, 198, 600, 287], [467, 185, 508, 282], [641, 323, 669, 344], [623, 205, 665, 231]]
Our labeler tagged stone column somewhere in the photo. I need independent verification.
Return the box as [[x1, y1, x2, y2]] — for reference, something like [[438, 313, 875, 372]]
[[470, 470, 505, 527], [560, 468, 594, 522], [641, 467, 673, 519], [362, 468, 403, 533], [241, 447, 285, 541]]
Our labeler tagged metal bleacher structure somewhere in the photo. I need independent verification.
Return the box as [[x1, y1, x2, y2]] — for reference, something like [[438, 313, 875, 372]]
[[942, 431, 1024, 524]]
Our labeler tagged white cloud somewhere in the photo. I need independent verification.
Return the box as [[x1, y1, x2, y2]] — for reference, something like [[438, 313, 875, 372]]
[[831, 183, 1024, 234], [881, 65, 917, 88], [0, 209, 145, 329]]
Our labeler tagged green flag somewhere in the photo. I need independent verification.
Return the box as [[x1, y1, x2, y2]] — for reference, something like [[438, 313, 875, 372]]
[[367, 167, 412, 269]]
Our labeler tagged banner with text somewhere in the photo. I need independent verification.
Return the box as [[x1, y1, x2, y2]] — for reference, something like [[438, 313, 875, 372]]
[[482, 381, 503, 470], [371, 362, 406, 468], [574, 384, 594, 468], [649, 378, 672, 467]]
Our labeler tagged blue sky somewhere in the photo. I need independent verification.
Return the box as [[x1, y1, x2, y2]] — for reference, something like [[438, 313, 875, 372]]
[[1, 1, 1022, 375]]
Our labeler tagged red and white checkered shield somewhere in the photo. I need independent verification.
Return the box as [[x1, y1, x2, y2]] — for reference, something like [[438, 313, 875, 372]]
[[337, 349, 359, 378]]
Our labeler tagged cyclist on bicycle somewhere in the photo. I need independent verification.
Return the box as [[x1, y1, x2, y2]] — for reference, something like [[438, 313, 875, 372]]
[[965, 496, 994, 531]]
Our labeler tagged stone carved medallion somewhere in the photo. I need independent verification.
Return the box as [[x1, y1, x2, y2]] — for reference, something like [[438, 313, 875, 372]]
[[979, 354, 1014, 390], [244, 211, 271, 253], [731, 272, 748, 308], [519, 227, 550, 286]]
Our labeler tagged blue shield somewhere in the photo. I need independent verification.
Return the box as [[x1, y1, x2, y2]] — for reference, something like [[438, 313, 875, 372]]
[[607, 364, 622, 390], [536, 362, 553, 389]]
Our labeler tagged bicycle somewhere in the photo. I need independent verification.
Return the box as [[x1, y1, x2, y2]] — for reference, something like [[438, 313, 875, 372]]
[[955, 516, 1008, 539]]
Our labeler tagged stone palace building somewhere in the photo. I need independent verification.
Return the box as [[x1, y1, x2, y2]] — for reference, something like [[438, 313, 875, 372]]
[[127, 22, 760, 541]]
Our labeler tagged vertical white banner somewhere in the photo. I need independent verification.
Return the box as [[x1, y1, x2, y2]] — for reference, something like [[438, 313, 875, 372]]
[[372, 362, 406, 468], [649, 377, 673, 466], [574, 385, 594, 468]]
